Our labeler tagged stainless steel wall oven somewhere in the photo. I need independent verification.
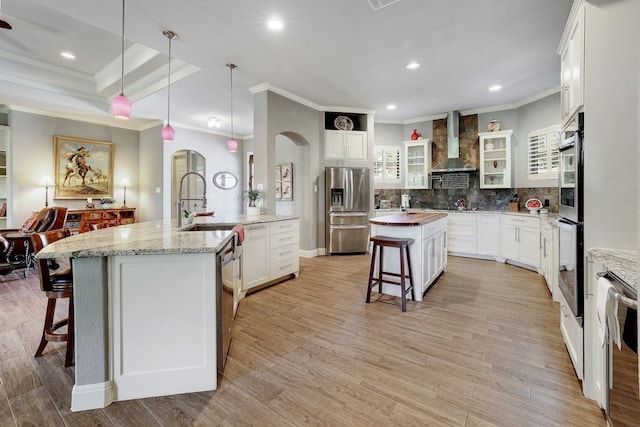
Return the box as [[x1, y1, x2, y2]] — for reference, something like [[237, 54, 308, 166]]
[[558, 112, 584, 319]]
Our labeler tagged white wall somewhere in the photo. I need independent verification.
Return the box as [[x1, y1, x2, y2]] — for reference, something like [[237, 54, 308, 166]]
[[8, 110, 139, 227], [162, 127, 243, 221], [253, 91, 322, 253], [583, 0, 639, 251]]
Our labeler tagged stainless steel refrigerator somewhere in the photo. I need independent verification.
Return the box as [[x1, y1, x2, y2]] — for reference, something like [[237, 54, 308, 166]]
[[325, 167, 370, 254]]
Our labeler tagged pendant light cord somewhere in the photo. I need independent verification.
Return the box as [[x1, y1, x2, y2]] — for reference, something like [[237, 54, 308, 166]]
[[163, 31, 176, 125], [120, 0, 125, 95], [167, 37, 172, 125], [227, 64, 237, 140], [230, 66, 233, 139]]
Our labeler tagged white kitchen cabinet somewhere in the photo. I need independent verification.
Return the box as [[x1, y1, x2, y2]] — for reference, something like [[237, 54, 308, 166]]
[[559, 283, 584, 380], [242, 219, 300, 292], [268, 219, 300, 280], [403, 140, 431, 189], [582, 257, 606, 406], [478, 130, 512, 189], [558, 1, 585, 126], [447, 212, 477, 255], [500, 214, 540, 270], [423, 224, 447, 286], [242, 223, 270, 290], [540, 219, 559, 299], [476, 213, 500, 257], [325, 130, 367, 160]]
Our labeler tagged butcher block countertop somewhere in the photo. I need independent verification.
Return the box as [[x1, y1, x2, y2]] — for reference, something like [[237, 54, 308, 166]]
[[369, 211, 447, 226]]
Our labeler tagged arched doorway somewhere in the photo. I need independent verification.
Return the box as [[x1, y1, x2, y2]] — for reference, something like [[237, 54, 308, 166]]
[[171, 149, 205, 219], [274, 132, 314, 254]]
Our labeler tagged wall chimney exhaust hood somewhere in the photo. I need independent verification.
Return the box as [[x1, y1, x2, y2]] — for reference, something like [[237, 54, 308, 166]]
[[431, 111, 476, 173]]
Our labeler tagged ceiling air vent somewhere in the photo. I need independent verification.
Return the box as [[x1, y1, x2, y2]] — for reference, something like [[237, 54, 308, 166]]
[[366, 0, 404, 12]]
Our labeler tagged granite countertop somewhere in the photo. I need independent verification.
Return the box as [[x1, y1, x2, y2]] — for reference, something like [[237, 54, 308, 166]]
[[370, 212, 447, 226], [589, 248, 638, 292], [36, 214, 298, 259]]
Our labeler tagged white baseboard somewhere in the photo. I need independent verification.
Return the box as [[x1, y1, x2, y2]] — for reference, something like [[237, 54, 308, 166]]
[[71, 381, 114, 412], [299, 248, 323, 258]]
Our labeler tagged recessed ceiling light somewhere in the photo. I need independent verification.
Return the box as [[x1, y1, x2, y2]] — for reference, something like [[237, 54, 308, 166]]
[[267, 18, 284, 31], [61, 52, 75, 60], [406, 62, 420, 70], [208, 117, 221, 128], [386, 104, 397, 110], [489, 85, 502, 92]]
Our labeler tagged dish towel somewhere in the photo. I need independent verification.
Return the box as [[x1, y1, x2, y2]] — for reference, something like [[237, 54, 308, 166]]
[[606, 288, 621, 350], [596, 276, 621, 349]]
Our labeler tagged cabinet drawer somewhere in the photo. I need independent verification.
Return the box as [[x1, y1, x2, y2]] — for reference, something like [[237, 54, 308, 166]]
[[448, 235, 476, 253], [270, 229, 299, 249], [501, 214, 539, 229], [120, 218, 135, 225], [269, 256, 299, 279], [270, 219, 298, 234], [270, 243, 298, 263], [421, 218, 446, 239]]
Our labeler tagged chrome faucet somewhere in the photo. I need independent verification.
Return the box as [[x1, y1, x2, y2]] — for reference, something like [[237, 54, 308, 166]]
[[177, 171, 207, 227]]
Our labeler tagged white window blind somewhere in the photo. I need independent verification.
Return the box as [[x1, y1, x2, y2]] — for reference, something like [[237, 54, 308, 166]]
[[373, 145, 401, 184], [528, 124, 560, 180]]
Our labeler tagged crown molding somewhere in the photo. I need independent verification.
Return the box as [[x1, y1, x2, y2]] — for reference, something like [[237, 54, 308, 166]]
[[249, 83, 375, 115], [8, 105, 155, 131]]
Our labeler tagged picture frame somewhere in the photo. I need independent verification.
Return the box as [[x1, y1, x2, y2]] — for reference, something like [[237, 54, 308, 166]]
[[275, 182, 282, 200], [274, 163, 293, 201], [280, 163, 292, 182], [53, 136, 114, 199]]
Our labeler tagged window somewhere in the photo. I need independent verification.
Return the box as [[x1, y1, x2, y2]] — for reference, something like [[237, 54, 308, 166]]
[[373, 145, 401, 184], [528, 125, 560, 180]]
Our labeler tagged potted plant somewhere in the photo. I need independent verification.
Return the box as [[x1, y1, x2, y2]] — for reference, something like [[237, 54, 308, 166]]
[[242, 188, 264, 216], [100, 197, 115, 208]]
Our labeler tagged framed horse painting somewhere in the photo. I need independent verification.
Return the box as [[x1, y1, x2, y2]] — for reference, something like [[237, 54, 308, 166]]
[[53, 136, 114, 200]]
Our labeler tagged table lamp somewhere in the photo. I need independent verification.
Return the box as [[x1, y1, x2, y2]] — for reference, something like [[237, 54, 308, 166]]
[[121, 178, 131, 208], [38, 176, 55, 207]]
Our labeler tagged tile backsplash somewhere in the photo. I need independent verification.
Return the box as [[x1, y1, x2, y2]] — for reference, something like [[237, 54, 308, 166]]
[[375, 176, 558, 212]]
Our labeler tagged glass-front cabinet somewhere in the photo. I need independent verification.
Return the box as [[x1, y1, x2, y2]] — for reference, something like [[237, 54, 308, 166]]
[[404, 140, 431, 189], [479, 130, 512, 189]]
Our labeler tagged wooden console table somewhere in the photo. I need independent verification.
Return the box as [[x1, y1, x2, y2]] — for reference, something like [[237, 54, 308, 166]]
[[65, 208, 136, 234]]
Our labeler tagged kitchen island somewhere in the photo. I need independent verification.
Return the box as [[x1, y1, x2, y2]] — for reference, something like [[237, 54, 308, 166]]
[[369, 211, 447, 302], [36, 214, 298, 412]]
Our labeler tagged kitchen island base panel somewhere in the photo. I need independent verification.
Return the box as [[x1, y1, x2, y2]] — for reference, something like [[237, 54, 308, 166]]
[[369, 215, 447, 302], [111, 254, 217, 402]]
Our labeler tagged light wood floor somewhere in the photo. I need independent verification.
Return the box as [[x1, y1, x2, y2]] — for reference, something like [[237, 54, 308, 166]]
[[1, 255, 607, 426]]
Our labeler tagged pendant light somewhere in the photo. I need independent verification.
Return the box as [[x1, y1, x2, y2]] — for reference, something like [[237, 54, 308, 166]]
[[111, 0, 132, 119], [226, 63, 238, 152], [162, 30, 177, 142]]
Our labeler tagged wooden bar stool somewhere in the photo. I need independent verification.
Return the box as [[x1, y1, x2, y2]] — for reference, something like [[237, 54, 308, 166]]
[[366, 236, 415, 312], [31, 229, 74, 367]]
